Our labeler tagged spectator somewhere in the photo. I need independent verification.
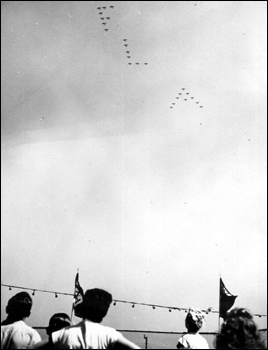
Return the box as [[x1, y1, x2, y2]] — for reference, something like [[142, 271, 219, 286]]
[[177, 308, 209, 349], [1, 292, 41, 349], [46, 313, 72, 336], [215, 307, 266, 349], [30, 288, 140, 349]]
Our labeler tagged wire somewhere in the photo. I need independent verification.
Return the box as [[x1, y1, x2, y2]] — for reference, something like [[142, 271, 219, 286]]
[[1, 283, 267, 318]]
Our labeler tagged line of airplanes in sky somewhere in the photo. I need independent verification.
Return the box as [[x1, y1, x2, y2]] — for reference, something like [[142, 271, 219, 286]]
[[96, 5, 148, 66], [170, 88, 203, 109]]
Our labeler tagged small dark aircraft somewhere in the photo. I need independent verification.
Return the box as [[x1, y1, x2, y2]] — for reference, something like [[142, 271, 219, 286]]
[[184, 99, 187, 101], [179, 93, 182, 95], [182, 88, 185, 90], [136, 63, 139, 65], [128, 63, 132, 65], [191, 97, 194, 99], [200, 106, 203, 108], [126, 51, 130, 53], [196, 102, 199, 104], [170, 107, 173, 109], [110, 6, 114, 9], [127, 56, 131, 58], [99, 12, 103, 15], [106, 17, 110, 20], [102, 7, 106, 9], [102, 23, 106, 25], [100, 17, 105, 20], [123, 39, 127, 41], [124, 44, 128, 47], [176, 97, 179, 99], [144, 63, 148, 65], [97, 7, 101, 10], [186, 93, 190, 95], [104, 29, 108, 32]]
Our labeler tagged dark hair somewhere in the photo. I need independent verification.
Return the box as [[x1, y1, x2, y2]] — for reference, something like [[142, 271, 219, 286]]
[[46, 313, 71, 335], [81, 288, 112, 323], [6, 292, 32, 319], [185, 309, 205, 333], [215, 308, 267, 349]]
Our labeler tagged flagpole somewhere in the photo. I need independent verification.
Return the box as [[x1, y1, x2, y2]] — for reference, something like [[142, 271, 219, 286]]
[[218, 273, 221, 333], [71, 268, 79, 322]]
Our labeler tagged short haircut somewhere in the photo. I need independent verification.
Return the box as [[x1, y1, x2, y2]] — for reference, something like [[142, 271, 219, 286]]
[[185, 308, 205, 333], [6, 292, 33, 319], [215, 308, 266, 349], [46, 313, 71, 335], [81, 288, 112, 323]]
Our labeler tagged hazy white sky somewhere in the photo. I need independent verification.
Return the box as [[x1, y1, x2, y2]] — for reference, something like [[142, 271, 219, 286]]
[[1, 1, 267, 347]]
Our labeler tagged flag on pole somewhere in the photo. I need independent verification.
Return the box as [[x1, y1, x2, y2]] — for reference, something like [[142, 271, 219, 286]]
[[219, 278, 237, 319], [73, 272, 84, 318]]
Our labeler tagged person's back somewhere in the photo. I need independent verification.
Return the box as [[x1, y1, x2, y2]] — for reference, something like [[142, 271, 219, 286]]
[[1, 320, 41, 349], [1, 292, 41, 349], [52, 319, 125, 349], [177, 308, 209, 349]]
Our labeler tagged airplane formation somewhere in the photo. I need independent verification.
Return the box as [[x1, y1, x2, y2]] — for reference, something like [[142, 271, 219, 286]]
[[169, 88, 203, 109], [96, 5, 115, 33], [121, 39, 148, 66]]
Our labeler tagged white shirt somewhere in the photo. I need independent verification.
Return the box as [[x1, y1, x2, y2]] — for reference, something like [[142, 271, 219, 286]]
[[1, 320, 42, 349], [177, 333, 210, 349], [52, 319, 122, 349]]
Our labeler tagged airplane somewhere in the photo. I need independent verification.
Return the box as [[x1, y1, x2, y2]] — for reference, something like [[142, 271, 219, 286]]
[[172, 103, 175, 105], [184, 99, 187, 101], [144, 63, 148, 65], [178, 93, 182, 95], [97, 7, 101, 10], [104, 29, 108, 32], [136, 63, 139, 65], [124, 44, 128, 47], [127, 56, 131, 58], [176, 97, 179, 99], [128, 63, 132, 65], [123, 39, 127, 41], [196, 102, 199, 104], [191, 97, 194, 99], [100, 17, 105, 20], [102, 7, 106, 9], [170, 107, 173, 109], [186, 93, 190, 95], [99, 12, 103, 15], [102, 23, 106, 25], [182, 88, 185, 90], [200, 106, 203, 108], [110, 6, 114, 9], [126, 51, 130, 53], [106, 17, 110, 20]]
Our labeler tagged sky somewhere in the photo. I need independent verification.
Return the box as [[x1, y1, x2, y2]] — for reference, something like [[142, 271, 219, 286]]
[[1, 1, 267, 348]]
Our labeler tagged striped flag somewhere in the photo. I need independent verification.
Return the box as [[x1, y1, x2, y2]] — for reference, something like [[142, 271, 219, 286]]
[[219, 278, 237, 319], [73, 272, 84, 318]]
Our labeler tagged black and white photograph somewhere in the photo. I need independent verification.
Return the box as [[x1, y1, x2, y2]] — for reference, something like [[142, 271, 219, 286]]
[[1, 1, 267, 349]]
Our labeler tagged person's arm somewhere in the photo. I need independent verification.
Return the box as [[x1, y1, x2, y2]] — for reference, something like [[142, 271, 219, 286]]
[[28, 338, 51, 349], [113, 335, 141, 349]]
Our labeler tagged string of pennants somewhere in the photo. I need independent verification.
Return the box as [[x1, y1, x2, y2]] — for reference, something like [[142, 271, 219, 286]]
[[1, 283, 266, 318]]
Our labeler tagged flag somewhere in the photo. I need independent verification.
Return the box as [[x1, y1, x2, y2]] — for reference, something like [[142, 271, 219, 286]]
[[73, 272, 84, 318], [219, 278, 237, 319]]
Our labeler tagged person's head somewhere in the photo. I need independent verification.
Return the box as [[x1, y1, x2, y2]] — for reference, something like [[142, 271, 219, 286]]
[[185, 308, 205, 333], [81, 288, 112, 323], [215, 307, 266, 349], [46, 313, 72, 335], [5, 292, 33, 321]]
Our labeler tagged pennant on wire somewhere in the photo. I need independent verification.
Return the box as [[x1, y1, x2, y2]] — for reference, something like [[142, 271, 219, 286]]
[[219, 278, 237, 319], [73, 272, 84, 318]]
